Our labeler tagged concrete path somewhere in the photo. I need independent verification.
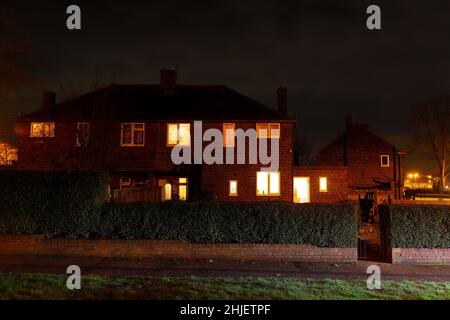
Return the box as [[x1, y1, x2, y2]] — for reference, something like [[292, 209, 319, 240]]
[[1, 255, 450, 281]]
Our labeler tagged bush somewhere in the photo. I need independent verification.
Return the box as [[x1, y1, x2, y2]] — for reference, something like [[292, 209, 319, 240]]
[[97, 202, 357, 247], [0, 171, 357, 247], [379, 204, 450, 248], [0, 171, 108, 237]]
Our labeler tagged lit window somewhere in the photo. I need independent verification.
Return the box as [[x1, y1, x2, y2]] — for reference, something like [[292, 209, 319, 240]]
[[229, 180, 238, 196], [257, 171, 280, 196], [179, 177, 188, 201], [256, 123, 280, 139], [223, 123, 235, 147], [119, 178, 132, 189], [76, 122, 90, 146], [319, 177, 328, 192], [164, 183, 172, 201], [179, 177, 187, 184], [121, 123, 145, 146], [167, 123, 191, 146], [380, 155, 389, 167], [30, 122, 55, 137]]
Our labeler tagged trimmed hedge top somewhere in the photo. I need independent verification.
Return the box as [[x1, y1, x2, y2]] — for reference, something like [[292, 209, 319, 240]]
[[98, 202, 357, 247], [0, 170, 108, 236], [0, 171, 357, 247], [381, 204, 450, 248]]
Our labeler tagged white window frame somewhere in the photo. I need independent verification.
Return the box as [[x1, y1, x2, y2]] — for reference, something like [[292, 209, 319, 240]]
[[256, 171, 281, 196], [30, 122, 55, 138], [167, 123, 191, 146], [223, 123, 236, 147], [380, 155, 390, 167], [120, 123, 145, 147], [256, 123, 280, 139]]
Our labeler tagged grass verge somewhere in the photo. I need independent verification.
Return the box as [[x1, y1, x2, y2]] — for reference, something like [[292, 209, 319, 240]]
[[0, 273, 449, 300]]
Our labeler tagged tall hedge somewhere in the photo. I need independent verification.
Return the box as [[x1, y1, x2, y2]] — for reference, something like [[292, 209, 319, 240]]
[[97, 202, 357, 247], [380, 204, 450, 248], [0, 170, 108, 237], [0, 171, 357, 247]]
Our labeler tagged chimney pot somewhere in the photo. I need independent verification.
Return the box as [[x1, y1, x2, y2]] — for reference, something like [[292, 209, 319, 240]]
[[277, 87, 288, 116], [42, 91, 56, 111], [160, 68, 177, 89]]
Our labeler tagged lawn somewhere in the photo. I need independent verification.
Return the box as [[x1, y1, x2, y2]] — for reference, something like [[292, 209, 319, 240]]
[[0, 273, 449, 300]]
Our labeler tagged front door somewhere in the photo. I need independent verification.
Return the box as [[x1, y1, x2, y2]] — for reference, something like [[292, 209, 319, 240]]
[[293, 177, 310, 203]]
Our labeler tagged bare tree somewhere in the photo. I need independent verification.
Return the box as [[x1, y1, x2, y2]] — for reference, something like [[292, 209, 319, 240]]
[[411, 99, 450, 192], [294, 131, 314, 166]]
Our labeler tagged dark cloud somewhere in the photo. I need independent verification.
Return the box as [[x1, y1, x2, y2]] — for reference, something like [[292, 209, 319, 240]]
[[2, 0, 450, 172]]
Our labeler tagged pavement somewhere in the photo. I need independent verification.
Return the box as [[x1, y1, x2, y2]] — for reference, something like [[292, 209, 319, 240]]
[[1, 255, 450, 281]]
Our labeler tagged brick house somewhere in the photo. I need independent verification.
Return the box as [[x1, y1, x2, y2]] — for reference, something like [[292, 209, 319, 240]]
[[15, 69, 297, 202], [316, 116, 404, 201]]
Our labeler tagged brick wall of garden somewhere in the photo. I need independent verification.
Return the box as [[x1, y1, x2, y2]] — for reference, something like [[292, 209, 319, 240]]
[[0, 235, 357, 263]]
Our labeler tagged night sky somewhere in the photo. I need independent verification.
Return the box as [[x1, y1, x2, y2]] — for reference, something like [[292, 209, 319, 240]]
[[2, 0, 450, 172]]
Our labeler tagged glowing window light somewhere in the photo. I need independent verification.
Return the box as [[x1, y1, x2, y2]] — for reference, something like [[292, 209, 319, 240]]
[[319, 177, 328, 192]]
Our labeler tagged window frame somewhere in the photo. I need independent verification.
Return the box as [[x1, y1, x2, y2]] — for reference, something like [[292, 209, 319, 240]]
[[30, 122, 55, 138], [223, 123, 236, 148], [120, 122, 145, 147], [256, 123, 280, 139], [76, 122, 90, 146], [256, 171, 281, 196], [229, 180, 238, 196], [179, 177, 188, 201], [167, 123, 191, 146], [319, 177, 328, 192], [380, 155, 390, 167]]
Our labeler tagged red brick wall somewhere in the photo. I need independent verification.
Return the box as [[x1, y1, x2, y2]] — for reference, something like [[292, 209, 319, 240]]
[[16, 120, 294, 202], [0, 235, 357, 263], [391, 248, 450, 265], [293, 166, 348, 203], [201, 122, 293, 202]]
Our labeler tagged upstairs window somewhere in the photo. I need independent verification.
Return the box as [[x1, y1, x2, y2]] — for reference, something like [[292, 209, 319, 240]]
[[30, 122, 55, 138], [223, 123, 235, 147], [256, 123, 280, 139], [257, 171, 280, 196], [167, 123, 190, 146], [121, 123, 145, 146], [76, 122, 90, 146], [380, 155, 390, 167]]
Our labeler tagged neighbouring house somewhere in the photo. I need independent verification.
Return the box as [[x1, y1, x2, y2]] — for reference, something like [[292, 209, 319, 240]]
[[316, 116, 404, 202], [15, 69, 297, 202]]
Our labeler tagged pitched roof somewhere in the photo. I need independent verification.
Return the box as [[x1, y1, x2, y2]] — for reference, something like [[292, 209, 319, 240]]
[[318, 124, 396, 154], [18, 85, 293, 122]]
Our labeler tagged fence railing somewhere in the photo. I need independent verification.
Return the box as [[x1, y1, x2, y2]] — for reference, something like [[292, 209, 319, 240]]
[[111, 186, 161, 203]]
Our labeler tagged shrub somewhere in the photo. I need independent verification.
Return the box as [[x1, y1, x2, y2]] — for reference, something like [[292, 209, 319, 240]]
[[98, 202, 357, 247], [379, 204, 450, 248], [0, 170, 108, 237], [0, 171, 357, 247]]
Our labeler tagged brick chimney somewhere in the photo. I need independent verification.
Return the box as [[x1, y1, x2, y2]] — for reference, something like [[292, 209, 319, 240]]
[[277, 87, 287, 116], [345, 115, 353, 130], [160, 68, 177, 89], [42, 91, 56, 111]]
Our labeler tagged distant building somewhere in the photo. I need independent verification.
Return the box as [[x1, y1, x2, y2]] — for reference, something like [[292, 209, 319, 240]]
[[316, 116, 404, 202]]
